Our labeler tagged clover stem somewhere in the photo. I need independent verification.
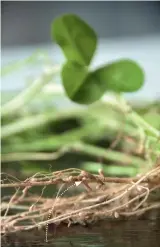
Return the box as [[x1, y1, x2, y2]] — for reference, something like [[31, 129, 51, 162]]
[[1, 66, 59, 117], [102, 93, 160, 139]]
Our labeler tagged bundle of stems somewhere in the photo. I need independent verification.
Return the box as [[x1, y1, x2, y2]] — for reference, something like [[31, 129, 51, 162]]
[[1, 53, 160, 241]]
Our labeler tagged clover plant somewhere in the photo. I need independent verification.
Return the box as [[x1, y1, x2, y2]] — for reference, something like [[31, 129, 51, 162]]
[[51, 14, 144, 104], [51, 14, 159, 162]]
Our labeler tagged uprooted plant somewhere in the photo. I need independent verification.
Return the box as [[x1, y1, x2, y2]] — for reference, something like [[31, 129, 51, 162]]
[[1, 14, 160, 242], [51, 14, 159, 151]]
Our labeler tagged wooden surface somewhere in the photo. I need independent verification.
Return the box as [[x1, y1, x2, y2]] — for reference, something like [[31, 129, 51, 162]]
[[2, 217, 160, 247]]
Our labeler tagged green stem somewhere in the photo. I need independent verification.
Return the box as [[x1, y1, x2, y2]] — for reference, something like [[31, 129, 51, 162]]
[[129, 111, 160, 138], [1, 107, 137, 142], [1, 109, 83, 139], [102, 94, 160, 139], [1, 50, 51, 77], [1, 141, 146, 168], [69, 142, 146, 167], [1, 67, 59, 117], [82, 162, 138, 177]]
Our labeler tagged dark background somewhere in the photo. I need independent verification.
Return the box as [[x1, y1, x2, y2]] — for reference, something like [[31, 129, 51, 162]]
[[1, 1, 160, 47]]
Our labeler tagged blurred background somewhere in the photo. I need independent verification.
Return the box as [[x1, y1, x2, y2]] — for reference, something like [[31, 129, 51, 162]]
[[1, 1, 160, 100], [2, 1, 160, 45]]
